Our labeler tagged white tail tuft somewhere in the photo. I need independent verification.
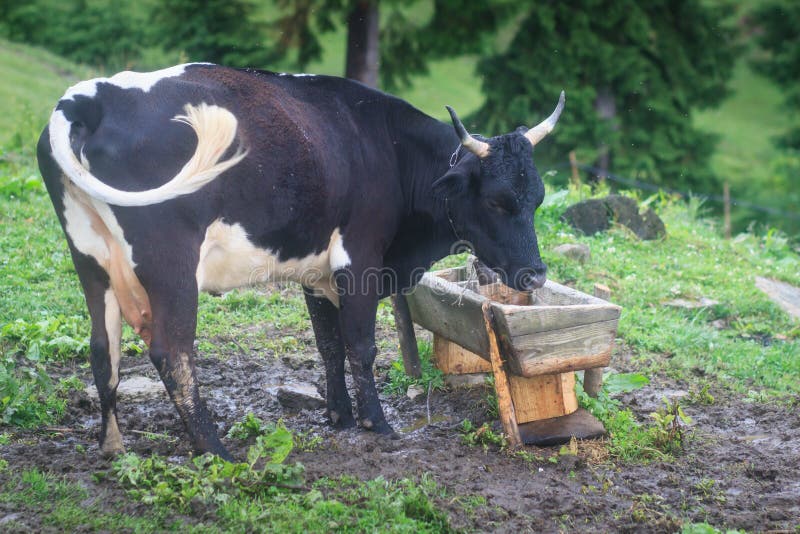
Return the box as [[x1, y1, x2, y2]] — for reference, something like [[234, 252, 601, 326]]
[[49, 102, 246, 207]]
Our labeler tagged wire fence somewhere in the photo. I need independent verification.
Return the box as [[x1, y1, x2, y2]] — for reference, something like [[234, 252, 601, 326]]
[[555, 161, 800, 222]]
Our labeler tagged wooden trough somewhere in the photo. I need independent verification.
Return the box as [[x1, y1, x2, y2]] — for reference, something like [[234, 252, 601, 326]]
[[404, 262, 621, 446]]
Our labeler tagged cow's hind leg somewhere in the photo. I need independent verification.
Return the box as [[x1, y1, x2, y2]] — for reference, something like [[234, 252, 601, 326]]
[[145, 277, 232, 461], [304, 288, 355, 428], [73, 256, 125, 456]]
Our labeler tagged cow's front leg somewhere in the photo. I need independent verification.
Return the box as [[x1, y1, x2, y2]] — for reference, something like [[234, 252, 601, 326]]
[[304, 288, 356, 428], [336, 275, 393, 435], [145, 275, 232, 461]]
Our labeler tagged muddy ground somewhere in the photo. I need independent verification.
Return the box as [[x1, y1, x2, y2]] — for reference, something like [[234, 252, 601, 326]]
[[1, 316, 799, 532]]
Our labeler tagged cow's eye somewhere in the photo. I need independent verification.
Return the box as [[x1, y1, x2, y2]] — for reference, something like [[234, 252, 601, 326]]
[[487, 199, 510, 215]]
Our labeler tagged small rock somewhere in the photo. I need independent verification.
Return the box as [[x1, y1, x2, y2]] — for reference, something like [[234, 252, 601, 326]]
[[755, 276, 800, 321], [406, 384, 425, 400], [87, 376, 166, 401], [276, 383, 325, 411], [663, 297, 719, 309], [552, 243, 591, 263], [0, 513, 21, 526], [561, 195, 666, 240]]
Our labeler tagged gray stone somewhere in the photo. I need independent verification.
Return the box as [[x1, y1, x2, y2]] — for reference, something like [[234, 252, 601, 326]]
[[561, 195, 666, 240], [276, 383, 325, 411], [552, 243, 591, 263], [0, 513, 21, 526], [755, 276, 800, 321], [663, 297, 719, 309], [406, 384, 425, 400], [87, 376, 166, 401]]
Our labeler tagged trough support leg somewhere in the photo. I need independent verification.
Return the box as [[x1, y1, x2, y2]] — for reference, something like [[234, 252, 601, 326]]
[[481, 302, 521, 448], [391, 294, 421, 379], [585, 283, 612, 398], [583, 368, 604, 398]]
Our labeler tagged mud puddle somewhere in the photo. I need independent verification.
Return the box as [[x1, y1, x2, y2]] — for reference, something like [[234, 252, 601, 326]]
[[2, 327, 799, 532]]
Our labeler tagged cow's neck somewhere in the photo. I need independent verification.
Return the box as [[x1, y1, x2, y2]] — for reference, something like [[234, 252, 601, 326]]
[[386, 106, 467, 281]]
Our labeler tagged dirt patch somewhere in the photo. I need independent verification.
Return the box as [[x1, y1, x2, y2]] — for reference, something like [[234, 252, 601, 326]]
[[1, 323, 799, 531]]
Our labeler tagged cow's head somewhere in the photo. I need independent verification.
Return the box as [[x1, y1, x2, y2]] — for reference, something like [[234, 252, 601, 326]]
[[433, 92, 565, 291]]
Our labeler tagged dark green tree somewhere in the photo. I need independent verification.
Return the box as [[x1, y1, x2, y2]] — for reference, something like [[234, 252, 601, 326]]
[[473, 1, 738, 192], [265, 0, 512, 89], [751, 1, 800, 150], [151, 0, 271, 67], [1, 0, 151, 70], [742, 2, 800, 236]]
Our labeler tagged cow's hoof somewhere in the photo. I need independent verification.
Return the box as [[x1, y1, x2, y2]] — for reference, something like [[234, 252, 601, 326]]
[[100, 440, 126, 458], [360, 418, 398, 438], [329, 409, 356, 429]]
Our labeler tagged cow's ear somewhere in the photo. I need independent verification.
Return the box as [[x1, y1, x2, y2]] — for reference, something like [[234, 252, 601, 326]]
[[432, 167, 469, 198]]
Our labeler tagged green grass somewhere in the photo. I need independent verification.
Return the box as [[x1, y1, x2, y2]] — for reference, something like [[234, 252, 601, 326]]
[[384, 340, 444, 396], [0, 467, 194, 532], [0, 39, 94, 145], [692, 2, 798, 234], [109, 416, 454, 533], [538, 183, 800, 397]]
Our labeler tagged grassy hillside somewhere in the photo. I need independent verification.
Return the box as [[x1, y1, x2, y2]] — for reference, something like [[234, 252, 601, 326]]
[[694, 61, 791, 188], [0, 40, 94, 145]]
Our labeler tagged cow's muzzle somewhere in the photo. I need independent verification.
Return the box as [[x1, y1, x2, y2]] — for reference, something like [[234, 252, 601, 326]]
[[514, 265, 547, 291]]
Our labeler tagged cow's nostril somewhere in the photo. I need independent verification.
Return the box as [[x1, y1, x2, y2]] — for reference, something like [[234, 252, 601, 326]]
[[522, 273, 535, 288], [516, 270, 545, 291]]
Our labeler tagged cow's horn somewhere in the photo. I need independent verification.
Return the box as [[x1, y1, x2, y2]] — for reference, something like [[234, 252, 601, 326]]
[[524, 91, 565, 146], [446, 106, 490, 158]]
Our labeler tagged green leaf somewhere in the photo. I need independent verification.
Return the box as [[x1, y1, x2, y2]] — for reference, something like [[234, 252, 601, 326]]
[[602, 372, 650, 394], [258, 423, 294, 465]]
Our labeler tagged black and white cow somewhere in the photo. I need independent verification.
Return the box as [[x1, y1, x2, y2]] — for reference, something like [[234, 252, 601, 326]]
[[37, 63, 564, 460]]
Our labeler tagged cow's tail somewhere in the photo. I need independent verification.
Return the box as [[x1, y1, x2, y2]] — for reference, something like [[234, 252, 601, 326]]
[[48, 102, 246, 207]]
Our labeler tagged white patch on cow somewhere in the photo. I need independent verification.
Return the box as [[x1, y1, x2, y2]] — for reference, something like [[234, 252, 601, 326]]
[[328, 231, 352, 271], [49, 102, 245, 207], [101, 289, 124, 456], [196, 220, 351, 305], [277, 72, 317, 77], [62, 182, 136, 268], [104, 289, 122, 390], [61, 63, 212, 101]]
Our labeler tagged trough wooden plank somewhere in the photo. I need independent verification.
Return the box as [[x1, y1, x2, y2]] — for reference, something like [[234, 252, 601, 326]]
[[482, 302, 521, 447], [406, 274, 490, 357], [512, 349, 612, 377], [493, 303, 621, 338], [512, 319, 618, 353], [433, 335, 492, 374], [531, 281, 605, 305], [509, 372, 578, 423]]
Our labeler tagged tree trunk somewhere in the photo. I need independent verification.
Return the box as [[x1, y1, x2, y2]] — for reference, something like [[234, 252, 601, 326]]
[[594, 87, 616, 181], [345, 1, 379, 87]]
